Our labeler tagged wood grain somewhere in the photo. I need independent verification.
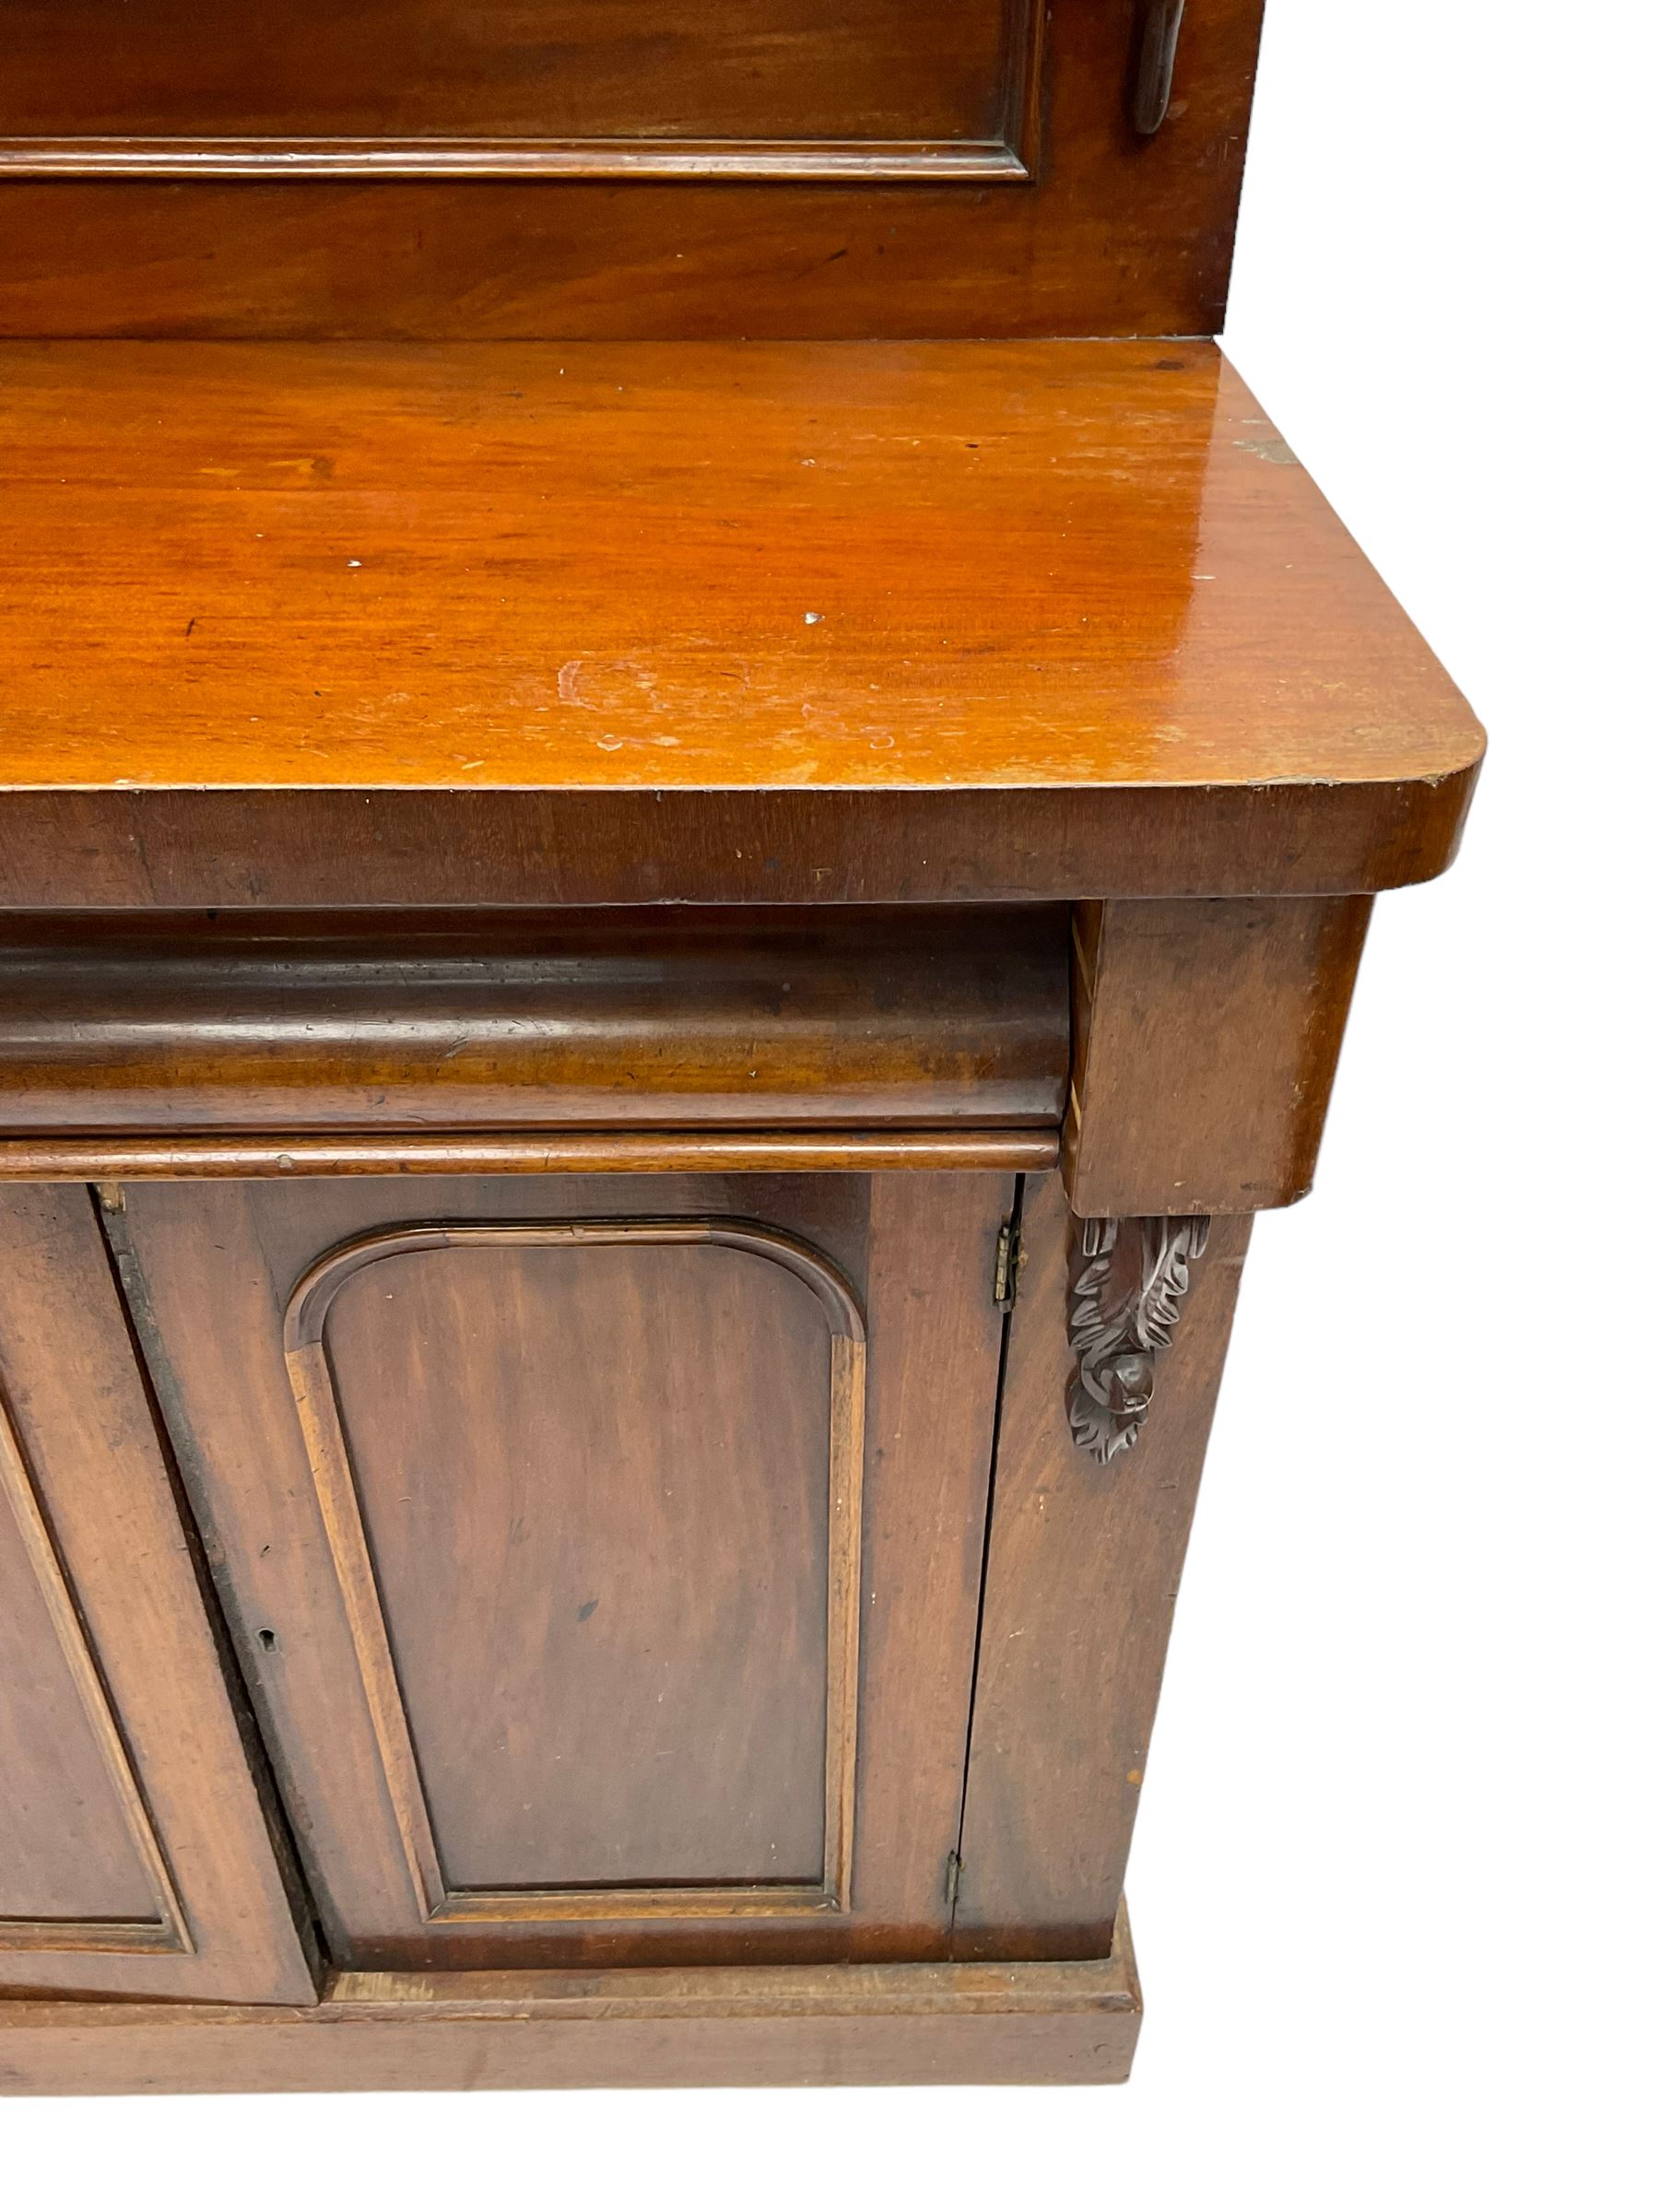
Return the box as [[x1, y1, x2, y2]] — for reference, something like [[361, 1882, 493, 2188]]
[[0, 907, 1067, 1133], [953, 1174, 1249, 1960], [0, 343, 1482, 909], [283, 1219, 864, 1921], [0, 0, 1475, 2091], [0, 1130, 1059, 1181], [847, 1174, 1006, 1959], [0, 1185, 313, 2001], [0, 1924, 1141, 2092], [0, 0, 1037, 180], [114, 1171, 1006, 1970], [1065, 896, 1375, 1216], [0, 1394, 181, 1942], [0, 0, 1258, 337]]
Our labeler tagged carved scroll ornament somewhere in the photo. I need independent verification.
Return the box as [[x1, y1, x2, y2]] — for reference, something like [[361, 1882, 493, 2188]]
[[1067, 1215, 1210, 1464]]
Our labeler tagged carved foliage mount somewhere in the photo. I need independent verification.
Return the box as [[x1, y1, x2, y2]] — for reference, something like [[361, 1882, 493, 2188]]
[[1066, 1215, 1210, 1464]]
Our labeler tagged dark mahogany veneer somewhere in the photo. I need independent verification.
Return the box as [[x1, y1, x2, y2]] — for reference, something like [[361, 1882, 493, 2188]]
[[0, 0, 1477, 2094]]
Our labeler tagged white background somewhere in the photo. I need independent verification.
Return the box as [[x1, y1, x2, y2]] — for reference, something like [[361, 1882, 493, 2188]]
[[7, 3, 1654, 2205]]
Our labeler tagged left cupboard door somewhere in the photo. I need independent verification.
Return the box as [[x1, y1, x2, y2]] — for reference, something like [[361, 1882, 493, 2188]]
[[0, 1186, 314, 2001]]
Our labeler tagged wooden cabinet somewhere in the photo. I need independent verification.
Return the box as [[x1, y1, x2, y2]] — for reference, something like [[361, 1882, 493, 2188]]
[[0, 0, 1481, 2095], [0, 1144, 1265, 2034]]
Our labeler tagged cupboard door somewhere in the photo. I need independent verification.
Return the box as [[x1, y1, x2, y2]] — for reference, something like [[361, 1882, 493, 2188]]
[[113, 1172, 1006, 1971], [0, 1186, 313, 2001]]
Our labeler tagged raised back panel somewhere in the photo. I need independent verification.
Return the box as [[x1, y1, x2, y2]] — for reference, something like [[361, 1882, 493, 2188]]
[[1, 0, 1038, 179], [0, 0, 1265, 336]]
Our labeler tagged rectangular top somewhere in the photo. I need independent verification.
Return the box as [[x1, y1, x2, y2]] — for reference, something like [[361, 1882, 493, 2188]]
[[0, 338, 1482, 910]]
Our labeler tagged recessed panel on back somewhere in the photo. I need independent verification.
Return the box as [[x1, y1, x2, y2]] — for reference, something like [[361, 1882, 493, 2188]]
[[0, 0, 1266, 336], [1, 0, 1034, 175]]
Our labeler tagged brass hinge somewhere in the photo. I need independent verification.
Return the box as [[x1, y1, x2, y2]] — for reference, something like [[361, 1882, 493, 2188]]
[[944, 1851, 962, 1912], [993, 1220, 1024, 1311]]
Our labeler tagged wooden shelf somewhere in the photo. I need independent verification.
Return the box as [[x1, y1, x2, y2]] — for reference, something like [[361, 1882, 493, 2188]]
[[0, 337, 1481, 908]]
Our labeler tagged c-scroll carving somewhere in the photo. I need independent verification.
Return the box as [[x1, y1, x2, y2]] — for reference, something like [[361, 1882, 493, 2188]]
[[1066, 1215, 1210, 1464]]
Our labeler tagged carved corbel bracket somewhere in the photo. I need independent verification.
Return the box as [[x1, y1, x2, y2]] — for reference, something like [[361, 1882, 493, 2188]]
[[1066, 1214, 1210, 1463]]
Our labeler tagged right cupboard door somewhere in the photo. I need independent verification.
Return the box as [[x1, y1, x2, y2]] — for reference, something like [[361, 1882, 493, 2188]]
[[111, 1170, 1008, 1973]]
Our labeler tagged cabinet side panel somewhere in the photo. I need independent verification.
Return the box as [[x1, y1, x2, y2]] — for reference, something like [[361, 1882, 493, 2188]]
[[953, 1173, 1249, 1959]]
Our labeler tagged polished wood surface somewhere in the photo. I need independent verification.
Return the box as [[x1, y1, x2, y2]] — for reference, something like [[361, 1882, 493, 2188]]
[[0, 1933, 1141, 2093], [1065, 897, 1374, 1216], [2, 0, 1035, 181], [1, 1400, 176, 1931], [112, 1171, 1008, 1969], [0, 0, 1480, 2084], [0, 1129, 1059, 1181], [0, 1185, 313, 2001], [846, 1177, 1005, 1961], [0, 341, 1481, 911], [0, 908, 1067, 1133], [0, 0, 1259, 336], [954, 1175, 1250, 1959], [287, 1220, 862, 1917]]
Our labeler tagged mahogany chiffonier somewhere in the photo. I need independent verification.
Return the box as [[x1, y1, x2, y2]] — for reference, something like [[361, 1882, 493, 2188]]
[[0, 2, 1479, 2092]]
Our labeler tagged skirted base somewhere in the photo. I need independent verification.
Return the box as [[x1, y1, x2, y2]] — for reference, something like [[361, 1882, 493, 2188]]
[[0, 1927, 1140, 2095]]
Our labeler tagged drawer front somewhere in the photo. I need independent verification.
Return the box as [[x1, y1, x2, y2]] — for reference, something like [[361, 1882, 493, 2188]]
[[112, 1169, 1008, 1970], [0, 908, 1067, 1135]]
